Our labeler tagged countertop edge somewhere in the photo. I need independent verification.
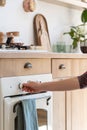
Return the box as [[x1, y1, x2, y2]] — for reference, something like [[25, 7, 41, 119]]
[[0, 51, 87, 58]]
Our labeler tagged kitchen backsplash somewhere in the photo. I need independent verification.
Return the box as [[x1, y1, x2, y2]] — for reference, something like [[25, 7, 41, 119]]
[[0, 0, 81, 46]]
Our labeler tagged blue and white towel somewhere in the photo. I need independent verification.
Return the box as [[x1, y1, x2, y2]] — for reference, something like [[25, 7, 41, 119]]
[[22, 99, 38, 130], [15, 99, 38, 130]]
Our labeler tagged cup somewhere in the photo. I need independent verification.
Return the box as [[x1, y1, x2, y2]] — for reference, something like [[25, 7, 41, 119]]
[[52, 42, 66, 53], [52, 44, 58, 52], [65, 45, 72, 53], [52, 42, 72, 53], [57, 43, 66, 53]]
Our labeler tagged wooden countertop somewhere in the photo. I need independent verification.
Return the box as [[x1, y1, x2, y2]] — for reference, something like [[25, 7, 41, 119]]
[[0, 50, 87, 58]]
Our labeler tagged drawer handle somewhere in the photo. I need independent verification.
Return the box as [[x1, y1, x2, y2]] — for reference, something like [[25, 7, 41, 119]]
[[24, 62, 32, 68], [59, 64, 66, 69]]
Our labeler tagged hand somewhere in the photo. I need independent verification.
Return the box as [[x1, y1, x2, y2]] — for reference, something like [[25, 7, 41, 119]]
[[22, 81, 43, 93]]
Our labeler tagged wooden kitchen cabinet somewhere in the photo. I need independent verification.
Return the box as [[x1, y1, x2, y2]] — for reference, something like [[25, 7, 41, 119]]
[[66, 89, 87, 130], [66, 59, 87, 130], [1, 52, 87, 130], [52, 58, 87, 130]]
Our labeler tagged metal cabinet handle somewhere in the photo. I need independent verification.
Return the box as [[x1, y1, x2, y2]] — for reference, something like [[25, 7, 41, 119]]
[[59, 64, 66, 69], [47, 97, 51, 105], [24, 62, 32, 68]]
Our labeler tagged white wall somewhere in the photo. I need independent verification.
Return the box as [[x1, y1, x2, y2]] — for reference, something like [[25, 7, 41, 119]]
[[0, 0, 82, 46]]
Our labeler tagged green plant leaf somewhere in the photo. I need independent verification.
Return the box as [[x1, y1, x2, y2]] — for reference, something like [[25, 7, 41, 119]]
[[63, 32, 70, 35], [81, 9, 87, 23], [69, 28, 76, 38], [72, 39, 78, 49]]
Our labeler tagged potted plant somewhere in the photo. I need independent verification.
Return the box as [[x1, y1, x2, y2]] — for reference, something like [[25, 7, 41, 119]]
[[63, 8, 87, 53]]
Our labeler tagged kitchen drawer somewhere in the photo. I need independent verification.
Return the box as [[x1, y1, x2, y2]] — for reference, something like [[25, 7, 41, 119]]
[[0, 58, 51, 77], [78, 59, 87, 74], [52, 59, 72, 78]]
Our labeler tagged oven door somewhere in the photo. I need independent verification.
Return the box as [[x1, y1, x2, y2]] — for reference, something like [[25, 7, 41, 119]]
[[3, 94, 52, 130]]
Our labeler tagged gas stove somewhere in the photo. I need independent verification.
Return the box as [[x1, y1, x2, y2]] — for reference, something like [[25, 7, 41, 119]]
[[0, 44, 30, 50], [0, 45, 48, 52]]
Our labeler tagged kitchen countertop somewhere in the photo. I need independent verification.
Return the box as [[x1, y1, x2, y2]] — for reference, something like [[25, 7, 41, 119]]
[[0, 50, 87, 58]]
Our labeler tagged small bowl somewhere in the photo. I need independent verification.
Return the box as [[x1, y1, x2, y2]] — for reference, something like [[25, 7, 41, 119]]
[[80, 46, 87, 53]]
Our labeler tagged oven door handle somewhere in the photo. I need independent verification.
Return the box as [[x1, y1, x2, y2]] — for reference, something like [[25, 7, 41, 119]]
[[47, 97, 51, 105], [13, 101, 21, 113]]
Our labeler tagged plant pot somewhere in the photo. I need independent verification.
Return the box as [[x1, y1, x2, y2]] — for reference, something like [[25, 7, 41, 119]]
[[80, 46, 87, 53], [72, 42, 82, 53]]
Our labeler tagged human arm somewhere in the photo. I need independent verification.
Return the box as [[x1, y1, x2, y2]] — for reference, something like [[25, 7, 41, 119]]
[[22, 77, 79, 93], [22, 71, 87, 93]]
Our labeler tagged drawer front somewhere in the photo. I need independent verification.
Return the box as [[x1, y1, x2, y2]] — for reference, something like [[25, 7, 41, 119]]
[[52, 59, 72, 78], [52, 59, 87, 79], [71, 59, 87, 76], [0, 58, 51, 77], [78, 59, 87, 75]]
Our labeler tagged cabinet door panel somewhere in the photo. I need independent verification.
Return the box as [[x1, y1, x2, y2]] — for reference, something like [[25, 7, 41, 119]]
[[53, 91, 65, 130], [71, 89, 87, 130]]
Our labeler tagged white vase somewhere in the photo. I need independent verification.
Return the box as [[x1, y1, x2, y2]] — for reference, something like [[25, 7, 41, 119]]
[[72, 42, 82, 53], [76, 43, 82, 53]]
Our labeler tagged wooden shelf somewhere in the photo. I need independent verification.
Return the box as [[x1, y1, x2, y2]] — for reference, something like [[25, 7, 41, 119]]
[[39, 0, 87, 10]]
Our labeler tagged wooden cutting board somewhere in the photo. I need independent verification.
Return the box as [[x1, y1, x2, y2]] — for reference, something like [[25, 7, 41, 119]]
[[33, 14, 51, 51]]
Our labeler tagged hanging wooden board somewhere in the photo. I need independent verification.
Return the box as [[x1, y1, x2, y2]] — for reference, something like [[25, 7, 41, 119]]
[[0, 0, 6, 6], [33, 14, 51, 51]]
